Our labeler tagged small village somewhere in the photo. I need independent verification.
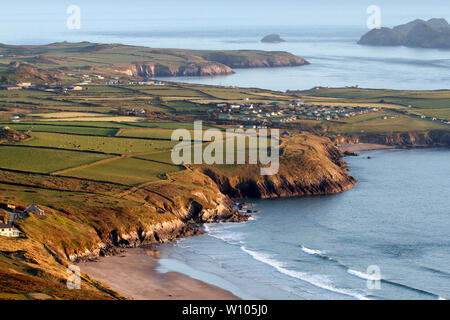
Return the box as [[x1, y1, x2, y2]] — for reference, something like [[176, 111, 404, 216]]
[[0, 203, 45, 238], [0, 76, 165, 92], [209, 100, 382, 125]]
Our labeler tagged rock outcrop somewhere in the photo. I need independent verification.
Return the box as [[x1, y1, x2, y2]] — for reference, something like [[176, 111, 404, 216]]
[[358, 18, 450, 49], [0, 127, 30, 144], [114, 61, 234, 78], [261, 34, 286, 43]]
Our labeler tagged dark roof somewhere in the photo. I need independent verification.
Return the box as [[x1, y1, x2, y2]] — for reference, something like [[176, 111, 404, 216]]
[[0, 223, 11, 229]]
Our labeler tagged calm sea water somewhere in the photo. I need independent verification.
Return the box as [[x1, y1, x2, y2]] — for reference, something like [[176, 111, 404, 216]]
[[158, 149, 450, 300], [149, 27, 450, 91]]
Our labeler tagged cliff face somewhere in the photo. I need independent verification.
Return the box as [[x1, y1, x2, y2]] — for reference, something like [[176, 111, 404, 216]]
[[114, 61, 235, 78], [333, 130, 450, 147], [112, 51, 309, 77], [358, 18, 450, 49]]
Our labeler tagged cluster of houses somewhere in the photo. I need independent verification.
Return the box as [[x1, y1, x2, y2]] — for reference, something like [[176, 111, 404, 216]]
[[0, 204, 45, 238], [120, 107, 147, 116], [0, 82, 33, 90], [101, 79, 165, 86], [0, 75, 166, 92], [210, 100, 381, 125], [0, 82, 83, 92], [417, 114, 450, 125]]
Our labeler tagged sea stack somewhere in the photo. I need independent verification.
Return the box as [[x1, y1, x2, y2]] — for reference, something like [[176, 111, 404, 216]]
[[261, 34, 286, 43]]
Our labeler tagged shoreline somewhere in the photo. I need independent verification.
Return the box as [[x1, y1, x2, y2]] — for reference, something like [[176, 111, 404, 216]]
[[77, 248, 239, 300], [338, 143, 395, 152]]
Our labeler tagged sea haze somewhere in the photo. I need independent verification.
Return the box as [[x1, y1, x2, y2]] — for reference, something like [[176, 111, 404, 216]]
[[158, 149, 450, 300]]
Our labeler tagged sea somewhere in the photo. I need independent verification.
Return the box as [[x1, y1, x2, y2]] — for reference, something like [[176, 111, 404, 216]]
[[158, 149, 450, 300]]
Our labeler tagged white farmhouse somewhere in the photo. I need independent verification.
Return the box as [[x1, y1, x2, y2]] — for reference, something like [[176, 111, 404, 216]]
[[0, 223, 20, 238]]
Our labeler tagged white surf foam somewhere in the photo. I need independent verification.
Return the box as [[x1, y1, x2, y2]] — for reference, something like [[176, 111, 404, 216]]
[[204, 223, 244, 245], [301, 245, 326, 257], [240, 246, 369, 300], [347, 268, 380, 281]]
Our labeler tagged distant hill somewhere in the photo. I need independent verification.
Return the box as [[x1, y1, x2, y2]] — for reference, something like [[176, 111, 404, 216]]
[[0, 42, 308, 84], [358, 18, 450, 49]]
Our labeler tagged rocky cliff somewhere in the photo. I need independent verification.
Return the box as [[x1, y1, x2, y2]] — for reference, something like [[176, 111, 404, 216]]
[[113, 61, 235, 78], [332, 130, 450, 147], [358, 18, 450, 49], [112, 50, 309, 77]]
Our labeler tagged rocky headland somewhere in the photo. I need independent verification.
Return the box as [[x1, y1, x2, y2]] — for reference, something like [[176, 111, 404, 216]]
[[358, 18, 450, 49]]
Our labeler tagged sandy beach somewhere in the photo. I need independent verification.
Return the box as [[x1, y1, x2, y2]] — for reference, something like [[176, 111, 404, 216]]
[[77, 248, 239, 300], [338, 143, 395, 152]]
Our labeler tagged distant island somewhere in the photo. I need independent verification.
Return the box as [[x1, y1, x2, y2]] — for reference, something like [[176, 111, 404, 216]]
[[261, 34, 286, 43], [358, 18, 450, 49], [0, 42, 308, 84]]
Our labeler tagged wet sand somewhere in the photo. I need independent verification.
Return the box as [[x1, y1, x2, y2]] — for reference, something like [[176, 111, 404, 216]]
[[339, 143, 395, 152], [77, 248, 239, 300]]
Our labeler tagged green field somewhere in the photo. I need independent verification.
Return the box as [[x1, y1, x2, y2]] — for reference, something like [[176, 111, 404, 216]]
[[1, 85, 449, 185], [20, 132, 177, 154], [331, 115, 448, 134], [0, 145, 111, 173], [65, 157, 183, 185], [2, 123, 118, 136]]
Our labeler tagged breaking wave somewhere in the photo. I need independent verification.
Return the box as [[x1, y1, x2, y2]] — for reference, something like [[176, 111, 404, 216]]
[[240, 246, 369, 300]]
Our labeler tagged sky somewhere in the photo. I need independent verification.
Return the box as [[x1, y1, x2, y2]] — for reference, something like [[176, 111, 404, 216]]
[[0, 0, 449, 44]]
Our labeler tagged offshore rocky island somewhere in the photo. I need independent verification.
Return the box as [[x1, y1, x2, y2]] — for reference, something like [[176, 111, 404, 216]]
[[358, 18, 450, 49]]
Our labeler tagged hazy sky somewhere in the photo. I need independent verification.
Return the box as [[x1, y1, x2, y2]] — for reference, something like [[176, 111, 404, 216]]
[[0, 0, 449, 44]]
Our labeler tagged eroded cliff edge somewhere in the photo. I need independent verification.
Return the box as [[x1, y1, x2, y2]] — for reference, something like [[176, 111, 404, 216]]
[[332, 130, 450, 148]]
